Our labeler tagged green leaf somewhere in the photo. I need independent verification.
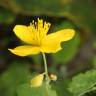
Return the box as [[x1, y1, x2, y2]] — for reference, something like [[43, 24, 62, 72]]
[[52, 21, 80, 64], [0, 62, 31, 96], [68, 70, 96, 96], [17, 83, 57, 96]]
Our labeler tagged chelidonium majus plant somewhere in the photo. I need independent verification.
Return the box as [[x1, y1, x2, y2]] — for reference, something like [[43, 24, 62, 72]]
[[8, 18, 75, 93]]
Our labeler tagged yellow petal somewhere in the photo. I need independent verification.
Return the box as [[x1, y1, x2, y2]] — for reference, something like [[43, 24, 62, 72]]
[[41, 29, 75, 53], [41, 42, 62, 53], [46, 29, 75, 42], [13, 25, 36, 44], [8, 46, 40, 56], [30, 73, 45, 87]]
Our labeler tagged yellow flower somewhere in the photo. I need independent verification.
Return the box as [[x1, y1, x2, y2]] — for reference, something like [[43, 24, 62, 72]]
[[30, 73, 45, 87], [8, 18, 75, 56]]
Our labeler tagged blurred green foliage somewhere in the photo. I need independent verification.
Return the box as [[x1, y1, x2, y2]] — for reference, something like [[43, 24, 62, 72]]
[[0, 7, 15, 24], [53, 80, 72, 96], [0, 62, 31, 96], [17, 83, 57, 96], [0, 0, 96, 96]]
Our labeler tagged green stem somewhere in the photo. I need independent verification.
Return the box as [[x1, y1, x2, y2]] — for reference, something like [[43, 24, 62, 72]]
[[42, 53, 50, 83]]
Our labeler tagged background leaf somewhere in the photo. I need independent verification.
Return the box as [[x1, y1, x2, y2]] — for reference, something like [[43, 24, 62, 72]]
[[0, 62, 31, 96], [52, 80, 72, 96], [17, 83, 57, 96], [68, 70, 96, 96]]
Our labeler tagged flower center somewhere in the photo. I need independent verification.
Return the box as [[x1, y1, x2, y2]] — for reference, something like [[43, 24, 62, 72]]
[[30, 18, 51, 46]]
